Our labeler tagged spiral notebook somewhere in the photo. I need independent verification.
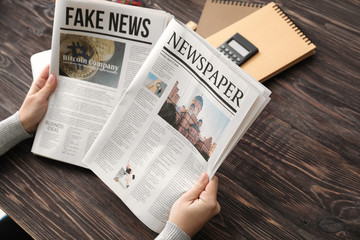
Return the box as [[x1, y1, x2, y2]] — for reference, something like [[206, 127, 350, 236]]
[[197, 0, 265, 38], [206, 2, 316, 82]]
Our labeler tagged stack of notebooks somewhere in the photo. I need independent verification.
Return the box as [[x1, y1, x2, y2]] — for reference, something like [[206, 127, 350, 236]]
[[197, 0, 316, 82]]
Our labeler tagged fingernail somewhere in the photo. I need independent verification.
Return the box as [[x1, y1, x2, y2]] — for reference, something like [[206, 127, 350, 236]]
[[48, 74, 55, 83], [199, 172, 208, 183]]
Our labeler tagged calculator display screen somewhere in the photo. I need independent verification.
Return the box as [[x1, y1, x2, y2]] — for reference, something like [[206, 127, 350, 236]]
[[228, 39, 249, 57]]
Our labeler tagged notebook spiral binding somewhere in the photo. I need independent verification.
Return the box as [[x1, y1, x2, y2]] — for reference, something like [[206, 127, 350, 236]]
[[211, 0, 264, 8], [272, 4, 313, 45]]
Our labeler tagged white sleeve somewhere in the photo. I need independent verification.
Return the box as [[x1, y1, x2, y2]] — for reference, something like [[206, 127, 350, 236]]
[[155, 221, 191, 240], [0, 112, 32, 156]]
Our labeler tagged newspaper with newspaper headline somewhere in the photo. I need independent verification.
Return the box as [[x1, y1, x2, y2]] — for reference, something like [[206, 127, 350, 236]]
[[82, 18, 271, 233], [31, 0, 172, 167]]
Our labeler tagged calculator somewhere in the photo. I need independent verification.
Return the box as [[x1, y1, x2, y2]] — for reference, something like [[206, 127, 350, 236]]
[[218, 33, 258, 66]]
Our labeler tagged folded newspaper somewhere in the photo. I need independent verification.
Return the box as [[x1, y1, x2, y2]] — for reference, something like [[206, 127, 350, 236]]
[[31, 0, 271, 233], [31, 0, 172, 167]]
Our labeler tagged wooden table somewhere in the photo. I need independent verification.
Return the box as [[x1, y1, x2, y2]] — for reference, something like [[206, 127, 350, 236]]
[[1, 0, 359, 239]]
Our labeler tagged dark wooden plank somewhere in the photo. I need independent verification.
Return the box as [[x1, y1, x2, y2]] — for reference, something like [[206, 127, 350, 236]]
[[228, 110, 360, 239], [0, 0, 55, 118], [0, 141, 158, 239], [263, 0, 360, 163], [0, 0, 359, 239]]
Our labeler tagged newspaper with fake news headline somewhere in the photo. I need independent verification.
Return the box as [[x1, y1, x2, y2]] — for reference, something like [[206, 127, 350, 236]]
[[31, 0, 172, 167], [82, 18, 271, 233]]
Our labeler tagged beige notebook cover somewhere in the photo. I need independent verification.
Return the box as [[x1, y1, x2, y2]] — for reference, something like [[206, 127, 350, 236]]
[[197, 0, 264, 38], [206, 2, 316, 82]]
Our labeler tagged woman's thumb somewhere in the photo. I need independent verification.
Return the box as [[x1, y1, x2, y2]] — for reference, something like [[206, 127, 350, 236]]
[[38, 74, 57, 100], [184, 172, 209, 200]]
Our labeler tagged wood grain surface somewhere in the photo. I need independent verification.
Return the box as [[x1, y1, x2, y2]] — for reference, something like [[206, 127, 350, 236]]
[[1, 0, 360, 239]]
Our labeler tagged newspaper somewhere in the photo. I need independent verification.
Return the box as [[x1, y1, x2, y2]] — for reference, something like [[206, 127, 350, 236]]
[[31, 0, 172, 167], [82, 19, 271, 233]]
